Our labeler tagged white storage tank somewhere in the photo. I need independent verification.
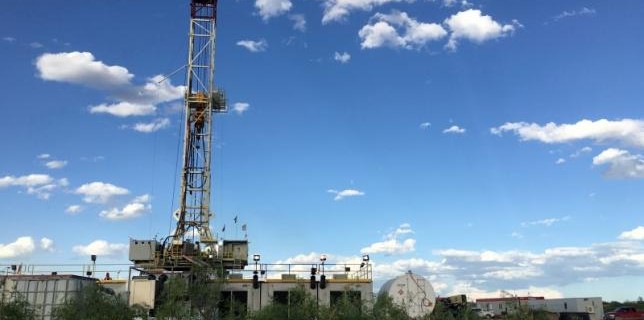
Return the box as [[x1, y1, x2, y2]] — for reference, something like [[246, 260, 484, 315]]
[[379, 271, 436, 318]]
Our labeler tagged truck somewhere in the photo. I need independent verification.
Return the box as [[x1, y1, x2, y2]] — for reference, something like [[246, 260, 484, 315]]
[[604, 307, 644, 320]]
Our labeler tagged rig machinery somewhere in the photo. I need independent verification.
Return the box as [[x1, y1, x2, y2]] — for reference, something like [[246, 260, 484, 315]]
[[129, 0, 248, 274]]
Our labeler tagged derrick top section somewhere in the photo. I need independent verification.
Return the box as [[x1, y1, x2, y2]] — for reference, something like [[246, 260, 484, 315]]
[[191, 0, 218, 19]]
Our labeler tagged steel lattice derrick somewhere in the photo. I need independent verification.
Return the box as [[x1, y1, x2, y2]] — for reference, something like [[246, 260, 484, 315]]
[[170, 0, 225, 261]]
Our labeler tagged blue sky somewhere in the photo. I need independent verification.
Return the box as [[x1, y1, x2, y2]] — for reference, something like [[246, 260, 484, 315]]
[[1, 0, 644, 302]]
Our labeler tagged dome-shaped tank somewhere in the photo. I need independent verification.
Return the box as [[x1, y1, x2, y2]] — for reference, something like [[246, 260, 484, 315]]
[[379, 271, 436, 318]]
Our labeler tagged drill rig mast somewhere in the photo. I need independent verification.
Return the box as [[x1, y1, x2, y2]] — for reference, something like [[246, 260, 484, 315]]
[[129, 0, 248, 273], [168, 0, 224, 265]]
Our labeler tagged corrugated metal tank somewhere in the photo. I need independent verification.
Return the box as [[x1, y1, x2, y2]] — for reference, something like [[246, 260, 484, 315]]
[[379, 271, 436, 318]]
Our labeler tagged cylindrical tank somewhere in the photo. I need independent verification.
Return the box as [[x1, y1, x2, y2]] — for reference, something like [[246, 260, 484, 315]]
[[379, 271, 437, 318]]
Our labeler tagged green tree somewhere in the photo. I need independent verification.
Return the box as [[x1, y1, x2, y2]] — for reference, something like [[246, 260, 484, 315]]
[[504, 305, 553, 320], [0, 296, 36, 320], [155, 276, 191, 320], [52, 283, 147, 320], [368, 293, 412, 320], [250, 286, 318, 320]]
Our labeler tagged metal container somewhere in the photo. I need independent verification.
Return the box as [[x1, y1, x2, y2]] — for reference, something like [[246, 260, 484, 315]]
[[379, 271, 437, 318]]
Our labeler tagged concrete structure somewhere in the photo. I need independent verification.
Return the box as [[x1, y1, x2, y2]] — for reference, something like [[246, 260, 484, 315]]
[[128, 277, 156, 309], [379, 271, 436, 318], [475, 296, 603, 320], [221, 277, 373, 313], [0, 274, 96, 320]]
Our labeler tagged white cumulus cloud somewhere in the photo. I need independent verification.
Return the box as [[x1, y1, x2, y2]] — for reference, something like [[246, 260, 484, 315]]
[[0, 174, 53, 188], [72, 240, 128, 258], [490, 119, 644, 148], [237, 39, 268, 52], [100, 194, 152, 220], [444, 9, 519, 51], [45, 160, 68, 169], [359, 11, 447, 49], [89, 102, 156, 117], [0, 174, 67, 200], [322, 0, 410, 24], [361, 223, 416, 255], [0, 236, 36, 259], [619, 226, 644, 241], [36, 51, 184, 118], [40, 237, 55, 252], [334, 51, 351, 63], [66, 204, 84, 214], [327, 188, 365, 200], [37, 51, 132, 88], [443, 125, 466, 134], [75, 181, 130, 204], [132, 118, 170, 133], [233, 102, 250, 115], [593, 148, 644, 179], [255, 0, 292, 20], [289, 14, 307, 32], [419, 122, 431, 129]]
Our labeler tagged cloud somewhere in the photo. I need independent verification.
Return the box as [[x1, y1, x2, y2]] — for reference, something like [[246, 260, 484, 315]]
[[36, 52, 184, 117], [0, 174, 66, 200], [551, 7, 596, 23], [555, 158, 566, 165], [45, 160, 68, 169], [37, 51, 133, 89], [443, 125, 466, 134], [359, 11, 447, 49], [29, 42, 44, 49], [593, 148, 644, 179], [72, 240, 128, 258], [255, 0, 292, 20], [444, 9, 520, 51], [75, 181, 130, 204], [619, 226, 644, 241], [521, 216, 570, 227], [511, 232, 523, 239], [0, 174, 53, 188], [361, 223, 416, 255], [0, 236, 36, 259], [100, 194, 151, 220], [37, 153, 51, 159], [233, 102, 250, 115], [2, 36, 16, 42], [570, 146, 592, 158], [427, 240, 644, 290], [440, 0, 471, 8], [322, 0, 410, 24], [334, 51, 351, 63], [132, 118, 170, 133], [40, 237, 55, 252], [490, 119, 644, 148], [289, 14, 307, 32], [89, 102, 156, 117], [327, 188, 365, 200], [66, 205, 84, 214], [237, 39, 268, 52], [419, 122, 431, 129]]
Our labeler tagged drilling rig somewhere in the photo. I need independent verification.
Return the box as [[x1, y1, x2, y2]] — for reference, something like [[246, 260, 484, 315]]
[[129, 0, 248, 274]]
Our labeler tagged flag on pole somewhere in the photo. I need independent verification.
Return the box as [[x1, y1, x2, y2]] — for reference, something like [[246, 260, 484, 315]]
[[241, 224, 247, 231], [234, 216, 238, 224]]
